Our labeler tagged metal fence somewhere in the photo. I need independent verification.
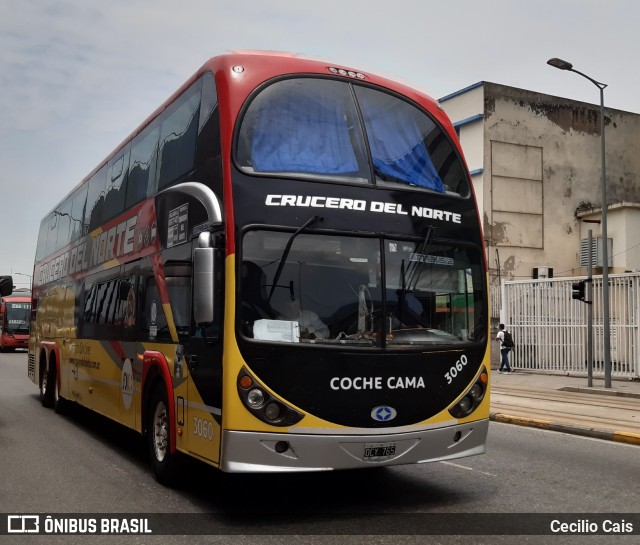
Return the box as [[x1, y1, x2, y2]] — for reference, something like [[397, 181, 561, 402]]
[[501, 273, 639, 379]]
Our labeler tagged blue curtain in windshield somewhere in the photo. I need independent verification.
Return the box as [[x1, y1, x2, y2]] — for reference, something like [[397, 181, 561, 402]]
[[248, 80, 359, 175], [356, 87, 445, 192]]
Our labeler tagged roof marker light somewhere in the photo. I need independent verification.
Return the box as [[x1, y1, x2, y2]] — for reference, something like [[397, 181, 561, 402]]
[[327, 67, 367, 80]]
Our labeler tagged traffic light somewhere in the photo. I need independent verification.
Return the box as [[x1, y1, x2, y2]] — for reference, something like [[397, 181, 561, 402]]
[[572, 280, 586, 301]]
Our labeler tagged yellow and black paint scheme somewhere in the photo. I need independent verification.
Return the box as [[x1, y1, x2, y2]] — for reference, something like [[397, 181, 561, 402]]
[[28, 191, 227, 469], [28, 52, 490, 478]]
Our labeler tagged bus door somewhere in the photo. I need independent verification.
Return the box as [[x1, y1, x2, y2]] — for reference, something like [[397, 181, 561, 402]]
[[184, 243, 223, 464], [153, 183, 224, 463], [185, 330, 222, 463]]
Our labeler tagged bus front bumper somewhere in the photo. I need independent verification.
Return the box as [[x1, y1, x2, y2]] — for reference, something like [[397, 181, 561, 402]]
[[1, 336, 28, 349], [220, 419, 489, 473]]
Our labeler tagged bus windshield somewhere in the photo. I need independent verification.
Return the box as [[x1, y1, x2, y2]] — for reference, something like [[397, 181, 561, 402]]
[[5, 302, 30, 333], [239, 230, 485, 346], [236, 78, 469, 196]]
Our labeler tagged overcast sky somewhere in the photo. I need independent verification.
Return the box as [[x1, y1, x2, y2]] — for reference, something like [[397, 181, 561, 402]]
[[2, 0, 640, 287]]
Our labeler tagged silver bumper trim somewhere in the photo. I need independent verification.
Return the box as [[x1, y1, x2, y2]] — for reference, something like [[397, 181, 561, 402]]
[[220, 419, 489, 473]]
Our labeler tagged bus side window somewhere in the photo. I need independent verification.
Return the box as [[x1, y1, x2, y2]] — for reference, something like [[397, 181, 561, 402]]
[[44, 212, 58, 257], [35, 216, 49, 261], [141, 275, 192, 341], [83, 281, 99, 324], [84, 165, 108, 234], [69, 184, 88, 244], [82, 275, 136, 339], [104, 144, 131, 222], [198, 72, 217, 135], [122, 280, 137, 329], [55, 198, 73, 252], [196, 72, 223, 196], [126, 121, 160, 209], [142, 278, 167, 342], [156, 80, 201, 192]]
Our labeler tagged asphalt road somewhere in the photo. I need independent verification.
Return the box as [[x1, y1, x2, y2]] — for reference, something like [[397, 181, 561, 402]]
[[1, 349, 638, 544]]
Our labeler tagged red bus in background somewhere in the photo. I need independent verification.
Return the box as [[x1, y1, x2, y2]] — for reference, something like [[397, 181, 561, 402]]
[[0, 284, 31, 351]]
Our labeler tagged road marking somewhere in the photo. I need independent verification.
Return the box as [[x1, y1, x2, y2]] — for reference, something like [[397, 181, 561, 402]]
[[439, 461, 497, 477]]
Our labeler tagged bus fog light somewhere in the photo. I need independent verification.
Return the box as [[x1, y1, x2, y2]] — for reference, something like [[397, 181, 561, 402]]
[[247, 388, 265, 408], [265, 402, 281, 421], [458, 396, 473, 413]]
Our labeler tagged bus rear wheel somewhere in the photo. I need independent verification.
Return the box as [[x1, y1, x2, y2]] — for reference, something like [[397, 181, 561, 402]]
[[40, 360, 56, 408], [147, 385, 178, 485], [53, 376, 68, 415]]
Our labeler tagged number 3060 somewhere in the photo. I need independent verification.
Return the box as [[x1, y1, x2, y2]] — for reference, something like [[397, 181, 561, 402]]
[[444, 355, 468, 384], [193, 417, 214, 440]]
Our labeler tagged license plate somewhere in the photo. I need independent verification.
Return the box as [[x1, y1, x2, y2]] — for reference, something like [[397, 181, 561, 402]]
[[363, 442, 396, 461]]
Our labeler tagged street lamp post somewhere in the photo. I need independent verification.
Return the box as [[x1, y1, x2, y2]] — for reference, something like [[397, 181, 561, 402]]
[[547, 57, 611, 388], [14, 272, 33, 290]]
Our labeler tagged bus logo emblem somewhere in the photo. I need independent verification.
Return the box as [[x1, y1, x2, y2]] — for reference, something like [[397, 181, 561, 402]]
[[371, 406, 397, 422]]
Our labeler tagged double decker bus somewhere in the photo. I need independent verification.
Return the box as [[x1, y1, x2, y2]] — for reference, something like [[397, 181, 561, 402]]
[[0, 280, 31, 351], [28, 51, 489, 482]]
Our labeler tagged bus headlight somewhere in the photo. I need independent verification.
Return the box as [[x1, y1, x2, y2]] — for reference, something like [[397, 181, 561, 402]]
[[247, 388, 265, 408], [448, 367, 487, 419], [237, 368, 304, 427], [458, 396, 473, 413]]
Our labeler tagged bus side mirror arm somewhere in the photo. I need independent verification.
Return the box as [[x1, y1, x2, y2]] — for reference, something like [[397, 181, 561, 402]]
[[158, 182, 223, 226], [194, 233, 215, 325]]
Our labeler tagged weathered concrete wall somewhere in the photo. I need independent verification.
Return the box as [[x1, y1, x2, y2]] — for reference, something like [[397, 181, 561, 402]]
[[483, 82, 640, 280]]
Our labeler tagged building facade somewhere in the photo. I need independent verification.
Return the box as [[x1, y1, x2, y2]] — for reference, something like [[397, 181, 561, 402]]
[[439, 82, 640, 320]]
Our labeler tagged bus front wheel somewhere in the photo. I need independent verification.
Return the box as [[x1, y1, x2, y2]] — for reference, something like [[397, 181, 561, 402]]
[[147, 385, 178, 485]]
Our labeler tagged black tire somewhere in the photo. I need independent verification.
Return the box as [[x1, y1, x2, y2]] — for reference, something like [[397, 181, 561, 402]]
[[40, 359, 56, 408], [53, 376, 68, 415], [147, 385, 179, 485]]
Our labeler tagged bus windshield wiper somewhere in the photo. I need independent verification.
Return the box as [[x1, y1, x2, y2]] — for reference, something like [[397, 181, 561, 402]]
[[268, 215, 323, 301], [404, 225, 436, 293]]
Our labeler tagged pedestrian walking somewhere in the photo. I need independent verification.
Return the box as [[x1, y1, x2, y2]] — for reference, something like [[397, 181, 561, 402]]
[[496, 323, 513, 373]]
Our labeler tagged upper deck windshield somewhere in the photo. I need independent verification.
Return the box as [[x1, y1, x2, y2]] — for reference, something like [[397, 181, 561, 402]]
[[4, 302, 30, 334], [236, 77, 469, 196], [239, 231, 485, 347]]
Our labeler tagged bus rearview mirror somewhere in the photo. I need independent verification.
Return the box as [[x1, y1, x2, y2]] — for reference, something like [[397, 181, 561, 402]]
[[194, 247, 215, 324]]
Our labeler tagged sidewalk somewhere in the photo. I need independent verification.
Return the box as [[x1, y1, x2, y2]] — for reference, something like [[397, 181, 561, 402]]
[[489, 370, 640, 446]]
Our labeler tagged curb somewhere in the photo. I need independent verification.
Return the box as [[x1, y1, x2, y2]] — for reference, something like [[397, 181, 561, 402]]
[[559, 386, 640, 399], [489, 412, 640, 446]]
